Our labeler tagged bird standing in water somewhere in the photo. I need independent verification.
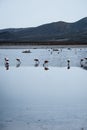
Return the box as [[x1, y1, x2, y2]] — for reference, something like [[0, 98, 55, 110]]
[[67, 59, 70, 69], [43, 60, 49, 70], [80, 59, 84, 67], [34, 59, 40, 67], [4, 58, 9, 70], [16, 58, 21, 67]]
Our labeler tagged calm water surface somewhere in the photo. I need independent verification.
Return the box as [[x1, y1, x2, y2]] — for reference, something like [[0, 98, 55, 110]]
[[0, 47, 87, 130]]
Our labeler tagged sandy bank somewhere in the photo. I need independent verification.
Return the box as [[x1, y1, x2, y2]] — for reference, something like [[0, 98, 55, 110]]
[[0, 45, 87, 49]]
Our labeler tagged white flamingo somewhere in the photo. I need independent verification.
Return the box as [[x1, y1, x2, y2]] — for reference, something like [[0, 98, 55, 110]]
[[16, 58, 21, 67], [67, 59, 70, 69], [34, 59, 39, 67], [43, 60, 49, 70]]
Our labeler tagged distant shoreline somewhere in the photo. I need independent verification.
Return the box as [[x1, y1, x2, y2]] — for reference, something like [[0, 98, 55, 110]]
[[0, 45, 87, 49], [0, 41, 87, 49]]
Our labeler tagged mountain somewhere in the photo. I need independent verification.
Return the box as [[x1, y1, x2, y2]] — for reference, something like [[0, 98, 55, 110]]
[[0, 17, 87, 44]]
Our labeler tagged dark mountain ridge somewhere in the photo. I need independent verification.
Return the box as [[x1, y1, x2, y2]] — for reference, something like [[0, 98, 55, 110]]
[[0, 17, 87, 43]]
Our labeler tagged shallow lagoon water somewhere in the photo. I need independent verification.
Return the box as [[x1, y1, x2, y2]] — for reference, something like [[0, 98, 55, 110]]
[[0, 47, 87, 67], [0, 47, 87, 130]]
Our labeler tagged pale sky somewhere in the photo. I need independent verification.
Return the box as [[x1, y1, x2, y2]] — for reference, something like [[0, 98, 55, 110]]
[[0, 0, 87, 29]]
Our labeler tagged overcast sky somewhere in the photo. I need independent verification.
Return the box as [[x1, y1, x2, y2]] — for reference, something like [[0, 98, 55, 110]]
[[0, 0, 87, 29]]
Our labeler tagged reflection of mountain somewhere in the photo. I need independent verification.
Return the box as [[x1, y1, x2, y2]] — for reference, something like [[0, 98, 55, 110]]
[[0, 17, 87, 44]]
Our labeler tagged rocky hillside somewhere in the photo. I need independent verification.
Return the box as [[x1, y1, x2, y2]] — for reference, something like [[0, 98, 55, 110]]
[[0, 17, 87, 43]]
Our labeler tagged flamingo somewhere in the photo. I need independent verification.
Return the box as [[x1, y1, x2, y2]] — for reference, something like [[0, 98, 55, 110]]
[[43, 60, 49, 67], [84, 57, 87, 60], [34, 59, 39, 67], [44, 60, 48, 64], [34, 59, 39, 62], [4, 58, 9, 62], [67, 59, 70, 69], [4, 58, 9, 70], [80, 59, 84, 67], [16, 58, 21, 67], [16, 58, 21, 62], [43, 60, 49, 70]]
